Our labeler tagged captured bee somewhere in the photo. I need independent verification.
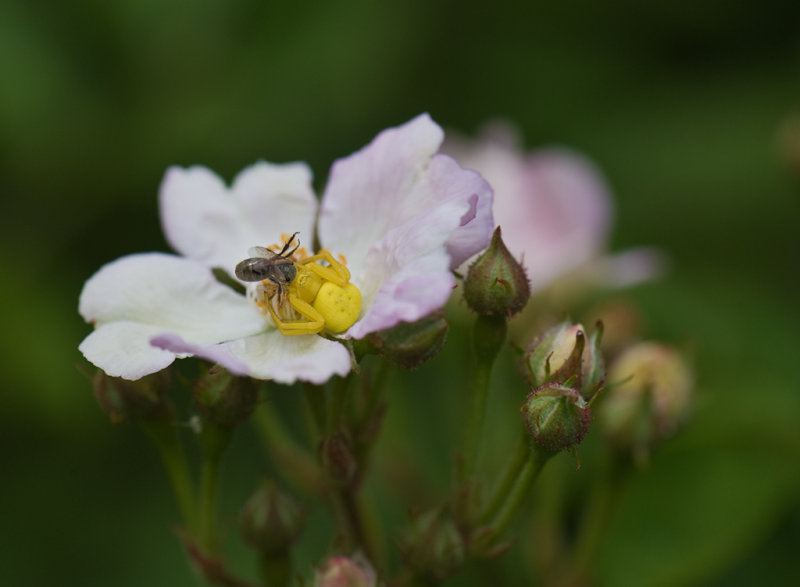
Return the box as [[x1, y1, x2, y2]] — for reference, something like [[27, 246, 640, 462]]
[[235, 233, 300, 290], [234, 233, 362, 336]]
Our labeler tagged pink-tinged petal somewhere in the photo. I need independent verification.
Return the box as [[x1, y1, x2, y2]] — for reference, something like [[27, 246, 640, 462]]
[[452, 133, 613, 291], [151, 333, 250, 376], [219, 331, 352, 384], [580, 247, 668, 288], [348, 250, 454, 339], [159, 162, 318, 274], [422, 154, 494, 268], [79, 322, 177, 380], [318, 114, 445, 271], [79, 253, 264, 344]]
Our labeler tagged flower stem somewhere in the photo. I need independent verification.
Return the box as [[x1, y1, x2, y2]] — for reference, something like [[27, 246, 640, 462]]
[[569, 451, 631, 579], [485, 442, 552, 539], [460, 315, 507, 487], [197, 423, 233, 554], [140, 417, 196, 531], [478, 425, 532, 525], [251, 403, 327, 496]]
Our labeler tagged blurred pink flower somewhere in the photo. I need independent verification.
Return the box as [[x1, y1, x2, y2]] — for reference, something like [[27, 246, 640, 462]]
[[444, 122, 662, 292], [79, 115, 493, 384]]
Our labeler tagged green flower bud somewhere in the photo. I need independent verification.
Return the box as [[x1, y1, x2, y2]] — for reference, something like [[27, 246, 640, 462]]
[[366, 311, 449, 368], [521, 383, 591, 452], [464, 227, 530, 318], [240, 479, 306, 556], [598, 342, 692, 461], [523, 320, 605, 399], [314, 554, 377, 587], [400, 507, 465, 582], [92, 370, 170, 423], [192, 365, 257, 428]]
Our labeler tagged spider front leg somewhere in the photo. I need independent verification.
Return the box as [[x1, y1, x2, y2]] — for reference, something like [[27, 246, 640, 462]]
[[299, 249, 351, 286], [264, 292, 325, 335]]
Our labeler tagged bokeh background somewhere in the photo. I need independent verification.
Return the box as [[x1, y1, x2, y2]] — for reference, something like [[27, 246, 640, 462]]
[[2, 1, 799, 585]]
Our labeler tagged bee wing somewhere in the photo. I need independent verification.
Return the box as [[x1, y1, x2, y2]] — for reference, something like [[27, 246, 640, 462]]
[[249, 246, 278, 259]]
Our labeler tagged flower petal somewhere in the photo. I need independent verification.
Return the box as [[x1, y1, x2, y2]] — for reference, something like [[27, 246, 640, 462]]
[[319, 114, 456, 270], [159, 162, 318, 274], [79, 253, 265, 344], [348, 249, 454, 339], [150, 333, 251, 377], [318, 114, 493, 338], [79, 321, 178, 380], [219, 331, 352, 384]]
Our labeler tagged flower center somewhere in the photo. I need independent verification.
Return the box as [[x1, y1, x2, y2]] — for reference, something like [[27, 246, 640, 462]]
[[250, 234, 362, 336]]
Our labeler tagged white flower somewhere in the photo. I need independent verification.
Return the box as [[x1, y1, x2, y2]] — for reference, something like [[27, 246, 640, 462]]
[[444, 122, 663, 292], [79, 114, 493, 384]]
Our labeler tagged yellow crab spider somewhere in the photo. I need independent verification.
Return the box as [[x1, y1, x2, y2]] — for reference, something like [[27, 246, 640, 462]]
[[235, 235, 362, 336]]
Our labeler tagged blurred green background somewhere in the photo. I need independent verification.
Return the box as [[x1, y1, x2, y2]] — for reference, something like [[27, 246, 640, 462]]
[[2, 1, 799, 585]]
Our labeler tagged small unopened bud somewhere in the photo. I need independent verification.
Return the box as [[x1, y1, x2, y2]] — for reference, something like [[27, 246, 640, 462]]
[[464, 227, 530, 317], [521, 383, 591, 452], [240, 479, 305, 556], [314, 553, 377, 587], [366, 311, 448, 368], [400, 507, 465, 581], [320, 431, 357, 485], [523, 320, 605, 399], [192, 365, 257, 427], [598, 342, 692, 461], [92, 371, 169, 422]]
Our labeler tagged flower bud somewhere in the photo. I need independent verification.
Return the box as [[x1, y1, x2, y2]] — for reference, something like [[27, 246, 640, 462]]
[[240, 479, 306, 556], [523, 320, 605, 399], [320, 431, 357, 486], [92, 370, 169, 423], [521, 383, 591, 452], [314, 554, 377, 587], [192, 365, 257, 428], [598, 342, 692, 460], [400, 507, 465, 581], [366, 311, 449, 368], [464, 227, 530, 317]]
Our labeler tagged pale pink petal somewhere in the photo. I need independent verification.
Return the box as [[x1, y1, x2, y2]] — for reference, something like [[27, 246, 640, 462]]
[[79, 253, 264, 344], [319, 114, 493, 275], [491, 147, 612, 290], [150, 333, 251, 377], [580, 247, 668, 288], [159, 162, 317, 274], [79, 321, 178, 380], [348, 250, 454, 340]]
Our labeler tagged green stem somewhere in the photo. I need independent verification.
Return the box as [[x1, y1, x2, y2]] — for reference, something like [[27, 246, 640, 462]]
[[478, 426, 532, 525], [486, 443, 552, 539], [251, 404, 327, 496], [141, 418, 196, 531], [328, 374, 352, 434], [460, 315, 506, 486], [197, 423, 233, 554], [259, 553, 291, 587], [570, 451, 631, 578], [302, 382, 326, 438]]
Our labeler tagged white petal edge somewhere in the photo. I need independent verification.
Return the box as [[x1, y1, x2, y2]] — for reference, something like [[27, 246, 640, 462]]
[[153, 330, 351, 384], [79, 321, 178, 380], [159, 162, 318, 275], [79, 252, 265, 345]]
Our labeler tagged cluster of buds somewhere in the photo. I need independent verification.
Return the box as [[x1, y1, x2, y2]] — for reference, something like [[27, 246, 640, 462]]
[[314, 553, 377, 587], [520, 320, 605, 453], [597, 342, 692, 463]]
